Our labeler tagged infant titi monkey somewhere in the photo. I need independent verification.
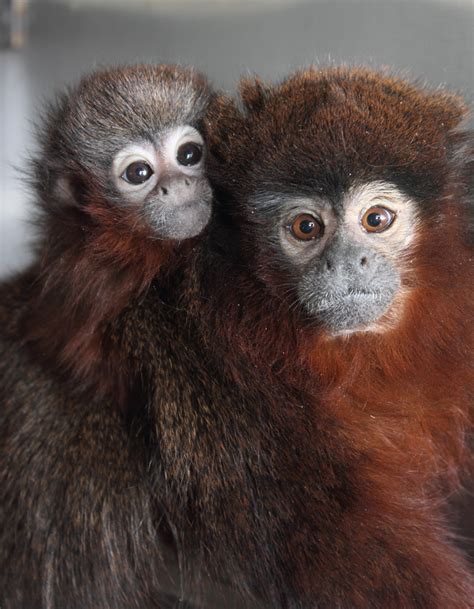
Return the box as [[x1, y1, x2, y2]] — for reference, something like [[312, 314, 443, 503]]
[[0, 64, 215, 607], [15, 64, 213, 396]]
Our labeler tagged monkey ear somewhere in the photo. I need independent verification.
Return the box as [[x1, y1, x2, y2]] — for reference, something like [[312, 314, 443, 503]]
[[427, 90, 469, 132], [34, 156, 90, 209], [34, 92, 90, 209], [428, 91, 471, 171], [54, 174, 90, 207], [206, 93, 240, 126], [238, 77, 271, 114], [204, 93, 243, 155]]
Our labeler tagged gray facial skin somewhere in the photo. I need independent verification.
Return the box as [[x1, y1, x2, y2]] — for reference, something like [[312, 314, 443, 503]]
[[298, 235, 401, 332], [144, 175, 213, 239]]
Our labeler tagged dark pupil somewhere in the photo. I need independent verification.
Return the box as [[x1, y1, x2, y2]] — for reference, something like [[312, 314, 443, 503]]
[[367, 212, 382, 227], [300, 219, 316, 234], [177, 142, 203, 166], [125, 161, 152, 184]]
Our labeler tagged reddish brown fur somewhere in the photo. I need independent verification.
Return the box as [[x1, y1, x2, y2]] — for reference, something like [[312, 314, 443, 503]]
[[207, 65, 473, 490], [303, 213, 473, 492], [200, 66, 474, 605], [167, 228, 474, 608], [24, 185, 184, 398]]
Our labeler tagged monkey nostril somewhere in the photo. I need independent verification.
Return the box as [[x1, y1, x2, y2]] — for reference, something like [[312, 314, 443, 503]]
[[360, 257, 368, 267], [325, 260, 332, 271], [184, 178, 190, 187], [160, 186, 168, 196]]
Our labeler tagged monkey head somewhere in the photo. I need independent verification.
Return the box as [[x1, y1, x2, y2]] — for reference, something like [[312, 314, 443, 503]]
[[209, 67, 470, 335], [37, 64, 214, 240]]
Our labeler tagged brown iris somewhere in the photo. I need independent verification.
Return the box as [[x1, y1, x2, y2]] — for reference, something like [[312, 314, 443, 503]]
[[360, 206, 395, 233], [290, 214, 323, 241]]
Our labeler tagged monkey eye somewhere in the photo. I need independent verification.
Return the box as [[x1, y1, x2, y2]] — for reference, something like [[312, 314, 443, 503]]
[[290, 214, 324, 241], [122, 161, 154, 185], [176, 142, 203, 167], [360, 206, 395, 233]]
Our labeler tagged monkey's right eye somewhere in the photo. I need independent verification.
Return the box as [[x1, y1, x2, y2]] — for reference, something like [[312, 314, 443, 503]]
[[290, 214, 324, 241], [122, 161, 154, 185]]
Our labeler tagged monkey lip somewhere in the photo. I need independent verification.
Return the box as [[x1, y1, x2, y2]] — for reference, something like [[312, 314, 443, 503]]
[[169, 198, 212, 221], [173, 199, 209, 212], [305, 288, 397, 333], [313, 290, 390, 311]]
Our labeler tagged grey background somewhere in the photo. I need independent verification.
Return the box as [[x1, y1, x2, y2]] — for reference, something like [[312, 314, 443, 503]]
[[0, 0, 473, 560]]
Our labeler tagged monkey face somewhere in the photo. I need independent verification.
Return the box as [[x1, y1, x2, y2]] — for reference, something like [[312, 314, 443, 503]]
[[251, 181, 418, 334], [111, 124, 212, 239], [210, 68, 467, 336], [43, 65, 214, 240]]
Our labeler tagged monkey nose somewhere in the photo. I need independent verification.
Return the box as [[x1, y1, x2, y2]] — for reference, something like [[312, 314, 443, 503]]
[[156, 175, 204, 207]]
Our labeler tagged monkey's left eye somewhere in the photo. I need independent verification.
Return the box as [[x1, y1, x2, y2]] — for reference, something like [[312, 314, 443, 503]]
[[360, 206, 395, 233], [122, 161, 154, 185], [290, 214, 324, 241]]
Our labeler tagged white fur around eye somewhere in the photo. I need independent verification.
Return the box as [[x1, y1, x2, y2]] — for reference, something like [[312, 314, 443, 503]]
[[112, 143, 159, 198], [344, 181, 419, 258], [162, 125, 205, 175]]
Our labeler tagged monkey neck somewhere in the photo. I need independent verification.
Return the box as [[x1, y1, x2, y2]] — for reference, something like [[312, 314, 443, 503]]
[[301, 276, 473, 488], [22, 204, 185, 397]]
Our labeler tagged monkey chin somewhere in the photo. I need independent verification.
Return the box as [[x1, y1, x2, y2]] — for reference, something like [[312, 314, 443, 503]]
[[318, 288, 410, 339], [146, 199, 212, 241]]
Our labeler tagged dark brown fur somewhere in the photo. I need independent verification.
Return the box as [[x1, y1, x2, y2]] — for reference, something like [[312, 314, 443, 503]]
[[0, 64, 215, 608]]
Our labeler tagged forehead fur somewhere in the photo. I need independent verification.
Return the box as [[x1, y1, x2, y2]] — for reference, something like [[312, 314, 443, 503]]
[[209, 67, 469, 207], [42, 64, 212, 169], [73, 65, 210, 132]]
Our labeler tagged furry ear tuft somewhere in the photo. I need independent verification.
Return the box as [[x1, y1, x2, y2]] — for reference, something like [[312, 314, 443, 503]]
[[204, 94, 244, 167], [427, 90, 469, 132], [239, 77, 271, 114], [205, 94, 241, 134], [54, 174, 91, 207]]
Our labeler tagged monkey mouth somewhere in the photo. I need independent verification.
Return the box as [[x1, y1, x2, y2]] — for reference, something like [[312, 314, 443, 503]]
[[311, 289, 393, 313], [172, 199, 209, 212], [146, 198, 212, 240], [304, 289, 397, 333], [315, 290, 388, 309]]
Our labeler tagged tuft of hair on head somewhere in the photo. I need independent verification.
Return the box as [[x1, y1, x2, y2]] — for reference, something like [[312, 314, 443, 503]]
[[238, 76, 273, 114]]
